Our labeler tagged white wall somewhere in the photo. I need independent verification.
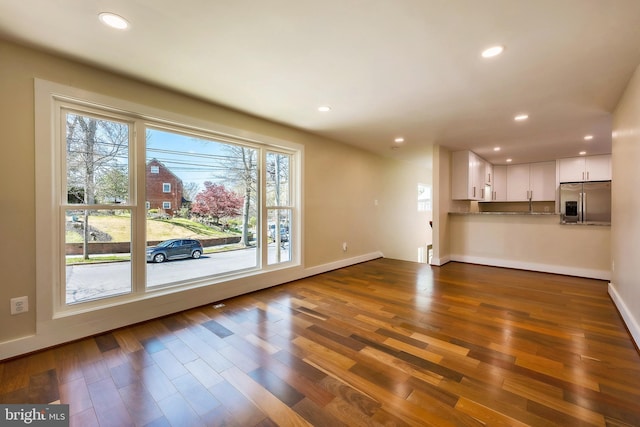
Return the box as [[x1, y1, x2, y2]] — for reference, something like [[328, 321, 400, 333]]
[[432, 145, 451, 265], [0, 39, 431, 359], [377, 158, 433, 262], [609, 63, 640, 347]]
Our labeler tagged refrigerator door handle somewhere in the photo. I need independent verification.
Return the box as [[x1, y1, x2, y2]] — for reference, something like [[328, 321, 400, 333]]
[[582, 192, 587, 223]]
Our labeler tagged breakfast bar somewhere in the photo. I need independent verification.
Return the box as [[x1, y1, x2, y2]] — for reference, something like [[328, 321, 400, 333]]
[[448, 212, 611, 280]]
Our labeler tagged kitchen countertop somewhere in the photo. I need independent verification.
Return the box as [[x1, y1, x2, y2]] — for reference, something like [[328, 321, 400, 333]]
[[449, 211, 558, 215], [448, 211, 610, 225], [559, 221, 611, 226]]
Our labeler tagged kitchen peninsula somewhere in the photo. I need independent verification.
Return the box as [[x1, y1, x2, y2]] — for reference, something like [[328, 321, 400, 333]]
[[446, 151, 611, 280], [448, 211, 610, 280]]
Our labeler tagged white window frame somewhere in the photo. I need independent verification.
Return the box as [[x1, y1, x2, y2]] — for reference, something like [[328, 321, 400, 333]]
[[162, 183, 171, 193], [35, 79, 302, 328], [150, 166, 159, 174], [162, 201, 171, 210], [264, 151, 294, 265]]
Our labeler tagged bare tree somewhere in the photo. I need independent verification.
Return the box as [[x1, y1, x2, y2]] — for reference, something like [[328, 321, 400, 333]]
[[216, 146, 290, 247], [182, 182, 200, 204], [217, 145, 258, 246], [266, 152, 290, 206], [66, 113, 129, 259]]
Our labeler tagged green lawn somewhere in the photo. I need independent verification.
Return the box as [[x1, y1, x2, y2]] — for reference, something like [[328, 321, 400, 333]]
[[65, 215, 243, 264], [66, 214, 238, 243]]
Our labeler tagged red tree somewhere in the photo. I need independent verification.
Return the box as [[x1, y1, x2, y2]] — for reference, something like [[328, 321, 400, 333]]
[[192, 182, 243, 224]]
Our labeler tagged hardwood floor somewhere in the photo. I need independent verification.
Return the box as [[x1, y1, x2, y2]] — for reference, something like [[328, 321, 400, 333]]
[[2, 259, 640, 426]]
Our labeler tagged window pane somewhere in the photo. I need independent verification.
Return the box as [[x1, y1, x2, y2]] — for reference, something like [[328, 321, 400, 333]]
[[418, 184, 431, 212], [65, 209, 131, 303], [146, 129, 258, 287], [266, 152, 290, 206], [66, 112, 129, 204], [267, 209, 291, 265]]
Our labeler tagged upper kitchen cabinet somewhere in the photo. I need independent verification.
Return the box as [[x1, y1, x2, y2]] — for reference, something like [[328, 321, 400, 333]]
[[506, 164, 531, 201], [490, 165, 507, 201], [451, 150, 488, 200], [558, 154, 611, 182], [506, 161, 556, 201], [530, 161, 557, 201], [485, 161, 493, 186]]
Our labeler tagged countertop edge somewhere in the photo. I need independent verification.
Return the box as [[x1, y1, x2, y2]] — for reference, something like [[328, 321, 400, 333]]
[[448, 212, 559, 216], [448, 212, 610, 225]]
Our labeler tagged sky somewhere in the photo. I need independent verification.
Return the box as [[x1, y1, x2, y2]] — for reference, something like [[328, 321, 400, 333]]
[[146, 128, 246, 191]]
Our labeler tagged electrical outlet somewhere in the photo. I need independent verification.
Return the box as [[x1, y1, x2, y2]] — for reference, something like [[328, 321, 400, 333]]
[[342, 242, 348, 252], [11, 296, 28, 315]]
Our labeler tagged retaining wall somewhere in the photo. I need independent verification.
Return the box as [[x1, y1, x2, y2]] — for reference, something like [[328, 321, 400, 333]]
[[65, 236, 242, 255]]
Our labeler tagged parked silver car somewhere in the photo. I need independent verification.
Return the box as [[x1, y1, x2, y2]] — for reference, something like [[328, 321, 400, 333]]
[[146, 239, 203, 263]]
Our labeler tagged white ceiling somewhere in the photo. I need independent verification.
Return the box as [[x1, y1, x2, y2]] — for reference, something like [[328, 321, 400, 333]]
[[2, 0, 640, 166]]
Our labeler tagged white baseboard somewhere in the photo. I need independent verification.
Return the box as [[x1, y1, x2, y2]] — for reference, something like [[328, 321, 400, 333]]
[[430, 255, 451, 266], [303, 252, 383, 277], [0, 252, 383, 360], [449, 254, 611, 281], [608, 282, 640, 349]]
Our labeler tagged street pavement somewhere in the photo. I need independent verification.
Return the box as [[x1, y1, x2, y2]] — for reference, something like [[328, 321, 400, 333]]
[[66, 244, 290, 304]]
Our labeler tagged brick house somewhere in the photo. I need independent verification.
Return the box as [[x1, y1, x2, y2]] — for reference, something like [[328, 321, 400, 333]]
[[146, 158, 186, 215]]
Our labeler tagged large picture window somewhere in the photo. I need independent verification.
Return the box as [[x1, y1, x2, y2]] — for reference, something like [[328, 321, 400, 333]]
[[37, 81, 300, 314]]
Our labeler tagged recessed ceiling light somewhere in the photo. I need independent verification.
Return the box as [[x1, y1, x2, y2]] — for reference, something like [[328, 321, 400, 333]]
[[493, 147, 501, 151], [98, 12, 129, 30], [394, 137, 405, 143], [579, 151, 587, 155], [506, 158, 513, 163], [481, 45, 504, 58], [514, 114, 529, 121], [317, 106, 331, 112], [584, 135, 594, 140]]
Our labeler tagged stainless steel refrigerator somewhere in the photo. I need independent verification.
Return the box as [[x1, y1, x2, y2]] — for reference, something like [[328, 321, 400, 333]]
[[559, 181, 611, 224]]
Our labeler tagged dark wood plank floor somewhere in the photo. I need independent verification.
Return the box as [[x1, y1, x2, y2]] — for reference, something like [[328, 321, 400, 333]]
[[2, 259, 640, 426]]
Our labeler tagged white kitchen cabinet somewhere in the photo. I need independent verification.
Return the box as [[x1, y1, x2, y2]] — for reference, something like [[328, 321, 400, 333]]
[[491, 165, 507, 201], [451, 150, 487, 200], [506, 164, 531, 201], [558, 157, 584, 182], [585, 155, 611, 181], [475, 156, 487, 198], [530, 161, 557, 201], [485, 161, 493, 186], [558, 154, 611, 182], [506, 161, 556, 201]]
